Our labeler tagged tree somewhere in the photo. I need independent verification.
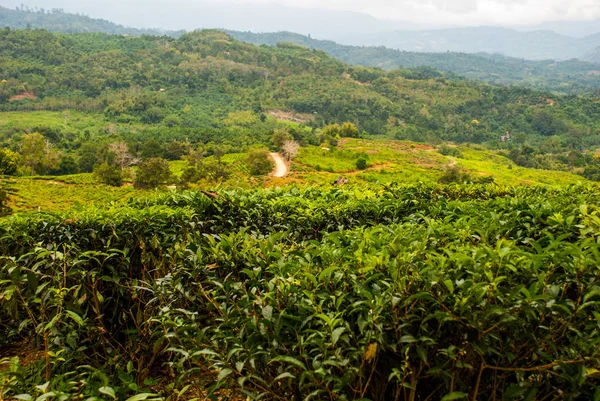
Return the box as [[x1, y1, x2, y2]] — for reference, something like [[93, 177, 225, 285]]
[[0, 148, 20, 175], [51, 155, 79, 175], [340, 122, 359, 138], [20, 133, 60, 175], [245, 148, 273, 176], [271, 129, 293, 150], [163, 114, 182, 127], [109, 142, 140, 171], [141, 139, 164, 159], [530, 109, 567, 137], [134, 158, 172, 189], [166, 141, 186, 160], [180, 145, 205, 185], [78, 142, 100, 173], [322, 124, 341, 137], [94, 162, 123, 186], [282, 140, 300, 161]]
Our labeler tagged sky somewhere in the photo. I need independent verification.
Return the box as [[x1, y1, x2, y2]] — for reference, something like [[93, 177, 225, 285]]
[[3, 0, 600, 34], [248, 0, 600, 25]]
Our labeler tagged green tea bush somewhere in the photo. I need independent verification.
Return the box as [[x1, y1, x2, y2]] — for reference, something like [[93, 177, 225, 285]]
[[1, 184, 600, 400]]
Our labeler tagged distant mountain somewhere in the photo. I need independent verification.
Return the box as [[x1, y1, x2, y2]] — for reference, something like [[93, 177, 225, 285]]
[[228, 30, 600, 94], [2, 4, 600, 62], [0, 6, 182, 36], [0, 2, 445, 39], [521, 20, 600, 38], [343, 27, 600, 61], [584, 46, 600, 64]]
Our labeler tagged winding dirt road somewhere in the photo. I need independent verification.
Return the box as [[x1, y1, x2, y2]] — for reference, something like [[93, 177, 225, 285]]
[[270, 152, 288, 177]]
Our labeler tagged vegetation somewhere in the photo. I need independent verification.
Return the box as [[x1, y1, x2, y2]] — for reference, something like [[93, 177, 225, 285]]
[[228, 30, 600, 95], [0, 5, 182, 36], [0, 28, 600, 185], [2, 6, 600, 95], [244, 148, 273, 175], [1, 13, 600, 401], [133, 158, 172, 189], [93, 162, 123, 187], [2, 184, 600, 400]]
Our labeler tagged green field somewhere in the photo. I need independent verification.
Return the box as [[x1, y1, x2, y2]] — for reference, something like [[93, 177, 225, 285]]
[[290, 138, 587, 186]]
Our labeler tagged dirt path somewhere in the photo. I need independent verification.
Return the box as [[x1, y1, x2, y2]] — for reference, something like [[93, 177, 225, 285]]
[[270, 153, 288, 177]]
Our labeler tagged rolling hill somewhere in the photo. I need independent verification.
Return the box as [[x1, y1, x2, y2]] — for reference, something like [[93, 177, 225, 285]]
[[2, 28, 600, 148], [2, 6, 600, 95], [228, 30, 600, 94], [0, 5, 182, 36]]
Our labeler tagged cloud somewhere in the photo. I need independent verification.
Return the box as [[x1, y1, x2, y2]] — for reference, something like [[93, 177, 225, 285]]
[[258, 0, 600, 24]]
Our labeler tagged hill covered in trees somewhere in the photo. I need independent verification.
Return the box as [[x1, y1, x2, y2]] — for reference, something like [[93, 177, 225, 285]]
[[2, 6, 600, 96], [0, 5, 182, 36], [2, 28, 600, 145], [228, 30, 600, 95]]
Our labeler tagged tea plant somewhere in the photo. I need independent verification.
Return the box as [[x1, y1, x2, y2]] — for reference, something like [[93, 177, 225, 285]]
[[1, 184, 600, 400]]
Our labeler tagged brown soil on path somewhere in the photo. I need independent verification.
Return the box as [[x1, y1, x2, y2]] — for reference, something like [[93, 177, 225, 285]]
[[270, 152, 288, 177]]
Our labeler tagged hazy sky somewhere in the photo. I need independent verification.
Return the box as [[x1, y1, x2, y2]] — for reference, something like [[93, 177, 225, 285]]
[[4, 0, 600, 29], [252, 0, 600, 25]]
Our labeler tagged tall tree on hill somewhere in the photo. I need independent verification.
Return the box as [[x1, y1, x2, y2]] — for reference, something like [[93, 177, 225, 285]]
[[282, 140, 300, 161], [20, 133, 60, 175], [109, 142, 140, 171]]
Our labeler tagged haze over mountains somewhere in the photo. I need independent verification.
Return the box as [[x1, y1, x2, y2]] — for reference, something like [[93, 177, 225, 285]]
[[342, 28, 600, 61], [1, 1, 600, 60], [2, 5, 600, 95]]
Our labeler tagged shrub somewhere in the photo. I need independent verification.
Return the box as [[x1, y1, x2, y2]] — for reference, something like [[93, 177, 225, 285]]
[[0, 148, 19, 175], [93, 162, 123, 186], [582, 164, 600, 181], [134, 157, 171, 189], [437, 145, 463, 158], [245, 148, 273, 176], [438, 165, 472, 184], [356, 157, 368, 170], [2, 185, 600, 400]]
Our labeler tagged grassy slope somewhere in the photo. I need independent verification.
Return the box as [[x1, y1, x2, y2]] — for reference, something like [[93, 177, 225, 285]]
[[4, 139, 587, 214], [287, 138, 586, 186]]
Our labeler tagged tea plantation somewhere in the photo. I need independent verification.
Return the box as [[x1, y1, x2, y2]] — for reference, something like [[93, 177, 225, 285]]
[[1, 184, 600, 400]]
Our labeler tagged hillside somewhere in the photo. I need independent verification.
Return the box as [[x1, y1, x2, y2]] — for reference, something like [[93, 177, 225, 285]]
[[3, 135, 588, 214], [2, 9, 600, 400], [0, 5, 182, 36], [2, 29, 600, 145], [3, 6, 600, 95], [228, 30, 600, 94], [585, 46, 600, 64]]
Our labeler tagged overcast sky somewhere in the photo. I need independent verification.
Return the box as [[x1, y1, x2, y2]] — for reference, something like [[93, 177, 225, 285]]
[[4, 0, 600, 31], [250, 0, 600, 25]]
